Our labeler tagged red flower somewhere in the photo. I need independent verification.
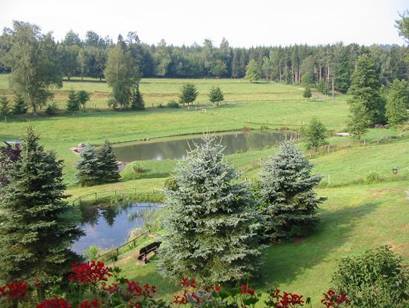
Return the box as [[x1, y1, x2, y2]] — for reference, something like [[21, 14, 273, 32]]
[[127, 280, 143, 297], [173, 291, 188, 304], [180, 277, 196, 288], [321, 289, 349, 308], [36, 298, 71, 308], [0, 286, 6, 297], [68, 261, 112, 285], [0, 281, 28, 301], [269, 289, 304, 308], [240, 283, 256, 296], [143, 283, 157, 297], [102, 282, 119, 295], [79, 299, 100, 308], [213, 284, 222, 293], [191, 292, 201, 303]]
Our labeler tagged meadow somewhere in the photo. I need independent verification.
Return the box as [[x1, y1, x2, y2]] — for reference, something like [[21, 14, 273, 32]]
[[1, 75, 408, 305], [0, 75, 349, 184]]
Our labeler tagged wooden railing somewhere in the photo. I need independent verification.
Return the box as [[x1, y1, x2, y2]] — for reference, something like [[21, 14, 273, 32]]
[[71, 188, 163, 206]]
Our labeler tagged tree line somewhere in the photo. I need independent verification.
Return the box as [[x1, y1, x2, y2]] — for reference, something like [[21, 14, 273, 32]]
[[1, 19, 408, 89]]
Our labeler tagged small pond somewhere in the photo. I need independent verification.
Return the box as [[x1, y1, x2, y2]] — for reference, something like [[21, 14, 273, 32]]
[[72, 202, 160, 254], [113, 130, 296, 162]]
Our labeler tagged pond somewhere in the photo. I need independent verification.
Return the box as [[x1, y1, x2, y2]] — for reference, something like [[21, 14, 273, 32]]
[[72, 202, 160, 254], [113, 130, 296, 162]]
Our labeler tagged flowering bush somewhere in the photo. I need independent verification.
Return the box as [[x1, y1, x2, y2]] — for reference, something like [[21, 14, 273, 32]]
[[0, 262, 350, 307], [321, 289, 349, 308], [68, 261, 112, 285]]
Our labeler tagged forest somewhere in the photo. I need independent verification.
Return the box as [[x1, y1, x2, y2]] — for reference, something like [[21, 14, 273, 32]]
[[0, 22, 408, 94]]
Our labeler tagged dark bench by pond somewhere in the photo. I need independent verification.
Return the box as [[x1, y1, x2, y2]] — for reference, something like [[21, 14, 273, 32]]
[[137, 241, 161, 263]]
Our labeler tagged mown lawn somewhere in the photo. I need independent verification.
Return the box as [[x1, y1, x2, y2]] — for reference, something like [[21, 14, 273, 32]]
[[2, 76, 408, 306], [0, 74, 323, 108], [0, 77, 349, 185], [102, 140, 409, 305]]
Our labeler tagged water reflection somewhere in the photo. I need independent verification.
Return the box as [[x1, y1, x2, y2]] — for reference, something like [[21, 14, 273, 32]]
[[72, 203, 160, 253], [113, 130, 296, 162]]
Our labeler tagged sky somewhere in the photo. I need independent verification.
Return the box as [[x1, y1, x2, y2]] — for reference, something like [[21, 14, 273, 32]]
[[0, 0, 408, 47]]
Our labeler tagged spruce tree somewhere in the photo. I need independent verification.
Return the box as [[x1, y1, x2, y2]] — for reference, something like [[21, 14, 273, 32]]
[[76, 144, 100, 186], [97, 141, 120, 183], [209, 86, 224, 106], [0, 128, 82, 284], [12, 94, 28, 115], [130, 84, 144, 110], [66, 90, 80, 112], [159, 136, 261, 284], [260, 142, 325, 241], [179, 83, 198, 106]]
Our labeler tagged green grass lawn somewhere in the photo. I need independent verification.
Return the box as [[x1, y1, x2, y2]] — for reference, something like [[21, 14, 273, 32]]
[[102, 142, 409, 305], [0, 74, 326, 109], [2, 76, 408, 305], [0, 76, 349, 185]]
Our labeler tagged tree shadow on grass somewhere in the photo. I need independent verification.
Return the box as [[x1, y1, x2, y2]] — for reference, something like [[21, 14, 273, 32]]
[[256, 200, 381, 290]]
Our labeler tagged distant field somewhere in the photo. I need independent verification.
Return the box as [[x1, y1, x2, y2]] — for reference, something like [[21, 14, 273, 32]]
[[0, 75, 349, 184], [0, 74, 321, 109]]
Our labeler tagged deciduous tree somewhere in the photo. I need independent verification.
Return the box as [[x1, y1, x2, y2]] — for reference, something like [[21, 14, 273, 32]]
[[386, 79, 409, 126], [1, 21, 62, 113]]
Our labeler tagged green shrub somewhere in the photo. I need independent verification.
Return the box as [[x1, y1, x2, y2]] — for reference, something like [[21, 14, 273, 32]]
[[332, 246, 409, 307], [45, 102, 58, 115], [303, 86, 312, 98], [166, 100, 180, 108], [365, 172, 383, 184], [83, 245, 101, 261]]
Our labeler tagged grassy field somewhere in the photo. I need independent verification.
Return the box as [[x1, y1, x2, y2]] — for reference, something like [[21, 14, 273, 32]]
[[102, 140, 409, 305], [0, 75, 349, 185], [0, 74, 329, 109], [1, 75, 408, 305]]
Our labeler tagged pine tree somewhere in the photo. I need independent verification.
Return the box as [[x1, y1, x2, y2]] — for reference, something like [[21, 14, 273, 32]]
[[76, 144, 100, 186], [97, 141, 120, 183], [260, 142, 325, 241], [304, 117, 328, 150], [159, 136, 261, 284], [0, 128, 82, 285], [130, 84, 144, 110], [208, 86, 224, 106], [349, 54, 385, 127], [66, 90, 80, 112], [12, 94, 28, 115], [179, 83, 198, 106]]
